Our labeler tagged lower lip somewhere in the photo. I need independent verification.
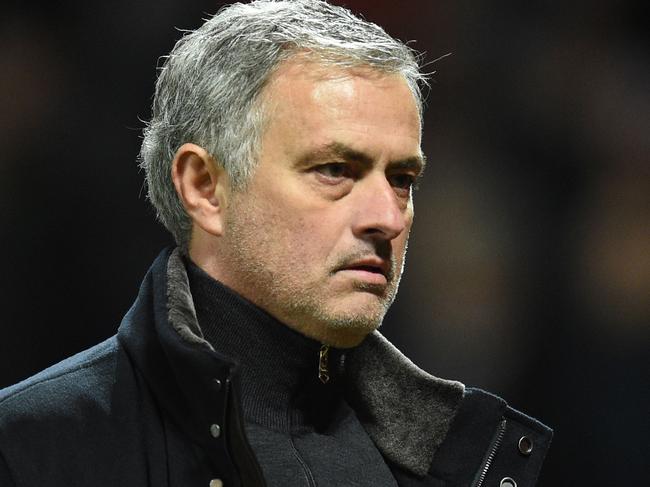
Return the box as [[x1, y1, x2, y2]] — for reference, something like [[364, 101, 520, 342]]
[[338, 269, 388, 286]]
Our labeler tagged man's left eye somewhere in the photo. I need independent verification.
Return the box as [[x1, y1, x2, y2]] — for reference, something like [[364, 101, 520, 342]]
[[388, 173, 416, 190]]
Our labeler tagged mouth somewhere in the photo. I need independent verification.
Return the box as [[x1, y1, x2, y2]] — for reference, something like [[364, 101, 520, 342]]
[[335, 258, 392, 286], [345, 264, 386, 276]]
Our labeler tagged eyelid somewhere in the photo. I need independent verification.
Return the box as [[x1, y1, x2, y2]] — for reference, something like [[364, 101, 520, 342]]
[[387, 172, 420, 192], [312, 162, 354, 181], [312, 162, 421, 192], [316, 161, 351, 172]]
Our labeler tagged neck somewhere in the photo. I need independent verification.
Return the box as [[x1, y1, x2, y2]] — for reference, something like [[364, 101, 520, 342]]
[[185, 257, 346, 432]]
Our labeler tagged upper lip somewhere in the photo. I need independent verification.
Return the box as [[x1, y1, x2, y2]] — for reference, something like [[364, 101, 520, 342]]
[[339, 257, 391, 279]]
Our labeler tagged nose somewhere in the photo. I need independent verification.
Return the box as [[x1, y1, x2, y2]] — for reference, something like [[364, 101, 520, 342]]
[[350, 174, 408, 242]]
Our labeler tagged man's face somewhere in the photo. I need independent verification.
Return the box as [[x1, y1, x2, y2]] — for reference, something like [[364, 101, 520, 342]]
[[216, 61, 423, 347]]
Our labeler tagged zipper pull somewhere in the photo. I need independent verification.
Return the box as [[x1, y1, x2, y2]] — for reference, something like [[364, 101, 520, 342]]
[[318, 344, 330, 384]]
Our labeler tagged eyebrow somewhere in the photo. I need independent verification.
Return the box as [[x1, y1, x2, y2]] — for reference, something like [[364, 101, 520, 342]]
[[296, 142, 427, 174]]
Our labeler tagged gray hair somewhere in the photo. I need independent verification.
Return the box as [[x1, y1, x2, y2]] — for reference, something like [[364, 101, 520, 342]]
[[139, 0, 427, 250]]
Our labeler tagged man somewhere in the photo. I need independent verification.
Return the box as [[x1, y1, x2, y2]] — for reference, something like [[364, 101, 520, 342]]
[[0, 1, 552, 486]]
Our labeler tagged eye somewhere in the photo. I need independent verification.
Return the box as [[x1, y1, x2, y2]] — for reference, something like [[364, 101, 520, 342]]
[[314, 163, 351, 180], [388, 173, 417, 191]]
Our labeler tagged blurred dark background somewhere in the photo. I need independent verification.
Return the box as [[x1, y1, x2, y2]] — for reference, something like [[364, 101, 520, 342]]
[[1, 0, 648, 484]]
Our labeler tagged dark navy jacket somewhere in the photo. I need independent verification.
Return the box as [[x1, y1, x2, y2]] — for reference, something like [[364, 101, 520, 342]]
[[0, 248, 552, 486]]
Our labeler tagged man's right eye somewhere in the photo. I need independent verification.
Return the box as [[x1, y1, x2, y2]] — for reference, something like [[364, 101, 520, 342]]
[[314, 163, 349, 180]]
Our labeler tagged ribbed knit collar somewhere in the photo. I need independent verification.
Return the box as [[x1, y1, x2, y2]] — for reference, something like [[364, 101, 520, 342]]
[[185, 257, 345, 433]]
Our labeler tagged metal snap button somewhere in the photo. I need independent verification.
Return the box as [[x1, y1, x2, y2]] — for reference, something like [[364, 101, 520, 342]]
[[209, 479, 223, 487], [213, 378, 222, 391], [518, 435, 533, 455], [500, 477, 517, 487], [209, 423, 221, 438]]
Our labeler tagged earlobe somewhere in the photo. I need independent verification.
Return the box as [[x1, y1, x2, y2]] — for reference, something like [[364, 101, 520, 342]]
[[171, 143, 229, 237]]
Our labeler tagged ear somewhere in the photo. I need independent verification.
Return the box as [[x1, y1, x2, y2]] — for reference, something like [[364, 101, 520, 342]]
[[171, 143, 229, 237]]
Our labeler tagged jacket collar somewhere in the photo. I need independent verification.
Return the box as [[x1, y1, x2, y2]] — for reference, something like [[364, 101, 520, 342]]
[[120, 247, 464, 477]]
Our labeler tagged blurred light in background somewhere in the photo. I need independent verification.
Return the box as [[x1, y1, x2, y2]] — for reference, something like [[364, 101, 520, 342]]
[[1, 1, 647, 484]]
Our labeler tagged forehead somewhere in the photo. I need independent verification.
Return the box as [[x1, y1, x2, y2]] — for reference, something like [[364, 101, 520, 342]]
[[263, 58, 419, 118], [258, 59, 422, 160]]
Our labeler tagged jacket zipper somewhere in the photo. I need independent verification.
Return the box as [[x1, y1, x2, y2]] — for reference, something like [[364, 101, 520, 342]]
[[285, 345, 333, 486], [318, 345, 330, 384], [473, 418, 507, 487], [286, 403, 317, 487], [289, 437, 317, 487]]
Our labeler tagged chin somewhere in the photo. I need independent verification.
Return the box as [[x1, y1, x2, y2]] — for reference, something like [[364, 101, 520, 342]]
[[338, 291, 394, 319], [320, 304, 386, 338], [280, 290, 392, 345]]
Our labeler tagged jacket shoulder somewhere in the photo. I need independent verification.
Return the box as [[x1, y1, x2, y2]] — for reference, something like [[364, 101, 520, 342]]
[[0, 336, 120, 420], [0, 337, 155, 485]]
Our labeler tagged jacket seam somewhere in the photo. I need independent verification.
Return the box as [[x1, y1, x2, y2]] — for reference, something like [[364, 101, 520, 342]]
[[502, 406, 552, 436], [288, 434, 315, 487]]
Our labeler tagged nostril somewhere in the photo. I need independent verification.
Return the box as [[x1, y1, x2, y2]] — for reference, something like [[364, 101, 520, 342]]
[[362, 225, 404, 240]]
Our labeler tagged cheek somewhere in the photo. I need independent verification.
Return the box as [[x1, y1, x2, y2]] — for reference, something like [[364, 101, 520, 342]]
[[249, 181, 351, 269], [257, 198, 332, 259], [286, 212, 337, 255], [283, 212, 347, 277]]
